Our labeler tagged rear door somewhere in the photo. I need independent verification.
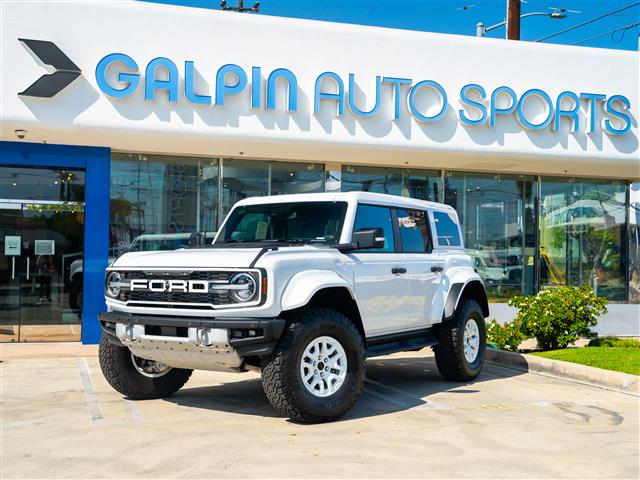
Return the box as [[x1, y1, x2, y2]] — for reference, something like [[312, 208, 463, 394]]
[[397, 208, 444, 329], [348, 204, 409, 337]]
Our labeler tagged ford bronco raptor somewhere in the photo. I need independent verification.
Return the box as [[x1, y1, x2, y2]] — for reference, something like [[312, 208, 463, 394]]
[[99, 192, 489, 423]]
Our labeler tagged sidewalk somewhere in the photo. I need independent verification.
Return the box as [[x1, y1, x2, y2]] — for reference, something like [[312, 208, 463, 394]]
[[0, 342, 97, 361]]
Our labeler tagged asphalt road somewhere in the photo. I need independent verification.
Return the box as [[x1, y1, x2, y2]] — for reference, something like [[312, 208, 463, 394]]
[[1, 349, 638, 479]]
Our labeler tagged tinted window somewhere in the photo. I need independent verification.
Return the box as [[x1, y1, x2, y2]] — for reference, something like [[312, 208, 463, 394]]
[[352, 204, 395, 253], [397, 209, 431, 253], [433, 211, 461, 247], [217, 202, 347, 245]]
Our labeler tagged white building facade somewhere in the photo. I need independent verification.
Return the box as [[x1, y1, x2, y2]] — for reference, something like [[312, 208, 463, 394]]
[[1, 1, 638, 343]]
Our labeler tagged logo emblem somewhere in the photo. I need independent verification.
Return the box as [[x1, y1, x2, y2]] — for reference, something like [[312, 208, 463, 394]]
[[19, 39, 81, 98]]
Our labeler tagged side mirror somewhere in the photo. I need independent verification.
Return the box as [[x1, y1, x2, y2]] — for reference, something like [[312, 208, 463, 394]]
[[189, 232, 205, 247], [351, 227, 386, 250]]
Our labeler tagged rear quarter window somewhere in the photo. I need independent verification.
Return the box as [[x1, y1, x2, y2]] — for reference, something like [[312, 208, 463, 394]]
[[433, 211, 462, 247]]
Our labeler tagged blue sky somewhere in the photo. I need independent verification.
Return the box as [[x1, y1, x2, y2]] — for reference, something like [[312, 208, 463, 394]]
[[141, 0, 640, 51]]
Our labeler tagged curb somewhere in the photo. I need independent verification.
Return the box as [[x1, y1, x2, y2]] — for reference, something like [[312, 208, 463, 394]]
[[0, 343, 97, 362], [486, 348, 639, 397]]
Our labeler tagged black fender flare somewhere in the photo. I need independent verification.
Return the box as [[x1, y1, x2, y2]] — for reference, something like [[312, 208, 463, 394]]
[[443, 281, 489, 321]]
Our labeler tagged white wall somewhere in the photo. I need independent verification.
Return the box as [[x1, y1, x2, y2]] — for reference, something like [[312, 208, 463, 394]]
[[1, 1, 638, 179]]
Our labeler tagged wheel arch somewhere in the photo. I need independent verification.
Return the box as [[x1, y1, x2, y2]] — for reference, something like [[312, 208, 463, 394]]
[[444, 280, 489, 321], [281, 286, 366, 347]]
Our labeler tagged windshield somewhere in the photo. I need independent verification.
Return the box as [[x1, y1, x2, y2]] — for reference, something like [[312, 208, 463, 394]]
[[215, 201, 348, 246]]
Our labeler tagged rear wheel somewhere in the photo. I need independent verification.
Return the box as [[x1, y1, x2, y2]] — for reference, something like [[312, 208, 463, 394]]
[[98, 334, 192, 400], [261, 308, 366, 423], [434, 299, 486, 381]]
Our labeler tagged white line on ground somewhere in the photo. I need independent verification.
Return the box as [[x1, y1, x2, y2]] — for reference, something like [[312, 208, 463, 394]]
[[123, 399, 145, 424], [77, 357, 104, 426]]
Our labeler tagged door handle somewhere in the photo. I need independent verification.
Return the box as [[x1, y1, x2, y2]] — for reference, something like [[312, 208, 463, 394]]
[[391, 267, 407, 274], [431, 266, 444, 273]]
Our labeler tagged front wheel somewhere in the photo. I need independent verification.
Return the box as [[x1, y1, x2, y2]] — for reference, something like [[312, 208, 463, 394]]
[[98, 334, 192, 400], [261, 308, 366, 423], [434, 299, 486, 381]]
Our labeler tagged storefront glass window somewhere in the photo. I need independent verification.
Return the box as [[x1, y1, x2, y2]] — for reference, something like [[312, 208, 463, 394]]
[[540, 178, 627, 300], [110, 153, 218, 257], [222, 159, 324, 216], [444, 172, 537, 299], [341, 165, 439, 201], [630, 183, 640, 302]]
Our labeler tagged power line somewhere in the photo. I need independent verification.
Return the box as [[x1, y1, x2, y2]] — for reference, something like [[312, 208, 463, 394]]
[[573, 21, 640, 45], [535, 2, 640, 42]]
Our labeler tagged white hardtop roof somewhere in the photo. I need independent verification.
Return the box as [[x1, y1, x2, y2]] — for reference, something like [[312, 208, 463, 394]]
[[234, 192, 454, 212]]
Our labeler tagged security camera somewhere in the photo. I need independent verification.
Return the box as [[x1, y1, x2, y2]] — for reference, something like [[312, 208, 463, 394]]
[[15, 129, 26, 139]]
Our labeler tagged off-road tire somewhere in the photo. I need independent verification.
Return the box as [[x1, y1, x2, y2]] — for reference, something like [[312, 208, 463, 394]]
[[434, 299, 486, 381], [261, 308, 366, 423], [98, 334, 192, 400]]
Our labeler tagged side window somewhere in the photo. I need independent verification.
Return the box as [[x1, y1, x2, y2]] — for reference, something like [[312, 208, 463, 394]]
[[352, 204, 395, 253], [397, 209, 431, 253], [433, 211, 462, 247]]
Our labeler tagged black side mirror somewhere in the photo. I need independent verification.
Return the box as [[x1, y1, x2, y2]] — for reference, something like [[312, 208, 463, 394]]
[[189, 232, 205, 247], [351, 227, 386, 250]]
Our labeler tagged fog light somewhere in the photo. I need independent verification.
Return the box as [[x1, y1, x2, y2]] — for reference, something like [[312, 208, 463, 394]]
[[199, 328, 214, 346], [124, 325, 135, 341]]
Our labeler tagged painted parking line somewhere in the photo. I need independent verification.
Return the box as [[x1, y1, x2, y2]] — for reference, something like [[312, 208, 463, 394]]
[[123, 399, 145, 424], [77, 357, 104, 426]]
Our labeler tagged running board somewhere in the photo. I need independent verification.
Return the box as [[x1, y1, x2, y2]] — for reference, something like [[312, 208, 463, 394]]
[[366, 328, 439, 358]]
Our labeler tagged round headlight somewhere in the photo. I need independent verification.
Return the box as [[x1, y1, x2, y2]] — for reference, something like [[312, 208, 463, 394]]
[[229, 273, 257, 303], [106, 271, 122, 298]]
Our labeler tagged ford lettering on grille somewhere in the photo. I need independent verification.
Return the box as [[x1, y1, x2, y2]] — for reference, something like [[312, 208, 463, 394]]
[[108, 270, 260, 308], [130, 279, 214, 293]]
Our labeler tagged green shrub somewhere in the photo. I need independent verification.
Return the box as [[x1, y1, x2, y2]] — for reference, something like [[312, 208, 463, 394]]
[[588, 336, 640, 348], [486, 319, 526, 352], [509, 286, 607, 351], [486, 286, 608, 352]]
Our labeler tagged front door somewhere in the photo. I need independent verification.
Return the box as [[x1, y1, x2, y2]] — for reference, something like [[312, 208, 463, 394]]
[[0, 167, 86, 342], [348, 204, 409, 337]]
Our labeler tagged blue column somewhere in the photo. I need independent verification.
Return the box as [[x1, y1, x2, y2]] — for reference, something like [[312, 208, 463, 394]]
[[81, 146, 110, 344]]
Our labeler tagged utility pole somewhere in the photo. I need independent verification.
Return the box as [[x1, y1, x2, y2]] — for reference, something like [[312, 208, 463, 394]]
[[220, 1, 260, 13], [506, 0, 521, 40]]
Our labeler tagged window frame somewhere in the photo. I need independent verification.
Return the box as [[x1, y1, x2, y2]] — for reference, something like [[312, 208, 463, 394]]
[[430, 209, 464, 250], [350, 203, 402, 254], [351, 203, 437, 254], [395, 207, 434, 254]]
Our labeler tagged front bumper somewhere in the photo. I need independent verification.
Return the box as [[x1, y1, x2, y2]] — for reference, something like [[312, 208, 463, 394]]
[[99, 312, 286, 371]]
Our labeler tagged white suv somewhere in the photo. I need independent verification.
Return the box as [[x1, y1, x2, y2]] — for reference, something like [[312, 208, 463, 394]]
[[99, 192, 489, 422]]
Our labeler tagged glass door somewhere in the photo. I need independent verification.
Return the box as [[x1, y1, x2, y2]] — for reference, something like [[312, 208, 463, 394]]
[[0, 166, 86, 342]]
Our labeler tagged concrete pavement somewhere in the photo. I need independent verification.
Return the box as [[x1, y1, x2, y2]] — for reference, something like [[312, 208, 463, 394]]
[[1, 348, 638, 478]]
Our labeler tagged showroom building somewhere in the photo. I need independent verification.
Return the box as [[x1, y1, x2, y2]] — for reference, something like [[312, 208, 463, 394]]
[[1, 1, 638, 343]]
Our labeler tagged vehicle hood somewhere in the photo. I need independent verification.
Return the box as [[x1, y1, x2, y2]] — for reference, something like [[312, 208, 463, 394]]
[[110, 248, 264, 269]]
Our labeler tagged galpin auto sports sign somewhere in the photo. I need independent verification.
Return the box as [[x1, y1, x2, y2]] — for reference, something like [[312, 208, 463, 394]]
[[18, 39, 632, 136]]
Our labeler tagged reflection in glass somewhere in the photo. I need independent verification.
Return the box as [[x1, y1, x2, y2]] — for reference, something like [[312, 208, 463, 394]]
[[540, 178, 627, 300], [0, 166, 85, 202], [444, 172, 536, 299], [110, 153, 218, 257], [397, 209, 431, 253], [352, 204, 394, 253], [342, 165, 439, 201], [628, 183, 640, 301], [222, 159, 324, 216], [0, 165, 86, 342]]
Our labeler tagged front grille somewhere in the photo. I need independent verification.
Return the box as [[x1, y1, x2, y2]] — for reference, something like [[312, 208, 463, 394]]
[[113, 270, 257, 308]]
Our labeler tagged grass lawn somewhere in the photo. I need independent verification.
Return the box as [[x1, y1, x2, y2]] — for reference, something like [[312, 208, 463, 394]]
[[532, 347, 640, 376]]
